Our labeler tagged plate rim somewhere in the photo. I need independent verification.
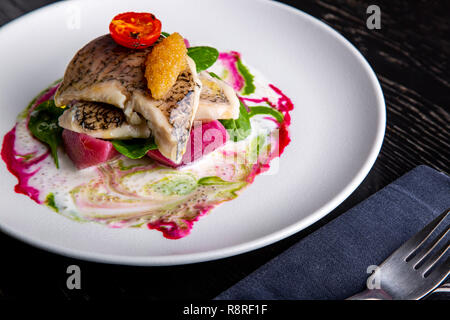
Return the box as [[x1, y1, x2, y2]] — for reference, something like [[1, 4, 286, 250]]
[[0, 0, 386, 266]]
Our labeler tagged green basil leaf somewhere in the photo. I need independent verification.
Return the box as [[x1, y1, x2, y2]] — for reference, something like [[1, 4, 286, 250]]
[[112, 138, 158, 159], [220, 101, 251, 142], [160, 31, 170, 38], [187, 46, 219, 72], [248, 106, 284, 123], [28, 100, 65, 168]]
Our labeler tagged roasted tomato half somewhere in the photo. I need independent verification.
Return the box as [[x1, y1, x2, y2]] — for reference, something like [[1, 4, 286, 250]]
[[109, 12, 162, 49]]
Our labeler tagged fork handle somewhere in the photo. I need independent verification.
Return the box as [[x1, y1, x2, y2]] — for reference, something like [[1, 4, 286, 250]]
[[347, 289, 393, 300]]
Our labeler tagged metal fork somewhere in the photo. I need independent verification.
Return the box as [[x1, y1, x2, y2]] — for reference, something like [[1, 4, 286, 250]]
[[348, 208, 449, 300]]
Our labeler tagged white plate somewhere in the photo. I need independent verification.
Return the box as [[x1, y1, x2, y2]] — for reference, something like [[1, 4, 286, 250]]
[[0, 0, 385, 265]]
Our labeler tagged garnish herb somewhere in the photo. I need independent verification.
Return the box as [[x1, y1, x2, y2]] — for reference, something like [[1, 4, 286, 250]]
[[197, 176, 233, 185], [187, 46, 219, 72], [208, 71, 222, 80], [219, 101, 252, 142], [248, 106, 284, 123], [28, 100, 64, 168], [45, 193, 59, 212], [112, 138, 158, 159], [236, 58, 255, 95]]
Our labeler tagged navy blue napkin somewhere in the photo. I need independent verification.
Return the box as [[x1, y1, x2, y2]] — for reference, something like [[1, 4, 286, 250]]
[[216, 165, 450, 300]]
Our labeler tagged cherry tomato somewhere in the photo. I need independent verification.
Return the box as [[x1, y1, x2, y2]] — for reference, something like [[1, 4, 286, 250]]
[[109, 12, 162, 49]]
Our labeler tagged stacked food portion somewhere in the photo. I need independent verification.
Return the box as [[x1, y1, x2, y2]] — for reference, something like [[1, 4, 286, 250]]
[[2, 12, 293, 239], [55, 13, 239, 169]]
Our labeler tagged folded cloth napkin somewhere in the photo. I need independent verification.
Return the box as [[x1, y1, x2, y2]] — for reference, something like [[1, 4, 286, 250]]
[[215, 165, 450, 300]]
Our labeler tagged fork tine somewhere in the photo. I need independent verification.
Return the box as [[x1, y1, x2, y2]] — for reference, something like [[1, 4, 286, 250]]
[[403, 209, 449, 261], [410, 226, 450, 268], [421, 239, 449, 277], [421, 257, 450, 299], [425, 256, 450, 281]]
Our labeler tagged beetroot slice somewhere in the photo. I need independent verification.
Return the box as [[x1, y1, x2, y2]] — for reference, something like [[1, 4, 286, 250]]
[[62, 129, 118, 169], [147, 120, 229, 167]]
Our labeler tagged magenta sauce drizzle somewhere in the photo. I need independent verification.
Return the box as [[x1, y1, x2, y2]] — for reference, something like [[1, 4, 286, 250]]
[[148, 206, 214, 239], [218, 51, 245, 92], [1, 127, 49, 203], [1, 84, 59, 203], [240, 84, 294, 184]]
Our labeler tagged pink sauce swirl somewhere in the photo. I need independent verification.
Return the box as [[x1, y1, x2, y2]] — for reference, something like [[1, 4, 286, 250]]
[[1, 84, 60, 203], [218, 51, 245, 92], [1, 127, 49, 203]]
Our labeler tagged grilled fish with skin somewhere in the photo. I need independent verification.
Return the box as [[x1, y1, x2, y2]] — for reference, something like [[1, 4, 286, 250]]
[[196, 71, 239, 120], [131, 57, 201, 162], [54, 34, 201, 163], [54, 35, 151, 125], [58, 101, 151, 139], [60, 71, 238, 142], [58, 72, 239, 141]]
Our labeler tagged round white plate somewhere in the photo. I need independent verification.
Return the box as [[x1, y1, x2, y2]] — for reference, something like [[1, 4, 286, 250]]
[[0, 0, 385, 265]]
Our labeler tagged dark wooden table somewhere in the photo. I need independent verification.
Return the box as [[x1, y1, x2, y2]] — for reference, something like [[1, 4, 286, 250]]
[[0, 0, 448, 300]]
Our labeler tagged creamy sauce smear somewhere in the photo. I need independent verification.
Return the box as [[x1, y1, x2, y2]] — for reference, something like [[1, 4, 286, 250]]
[[1, 52, 294, 239]]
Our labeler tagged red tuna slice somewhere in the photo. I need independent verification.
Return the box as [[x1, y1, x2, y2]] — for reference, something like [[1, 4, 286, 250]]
[[62, 129, 118, 169], [147, 120, 229, 167]]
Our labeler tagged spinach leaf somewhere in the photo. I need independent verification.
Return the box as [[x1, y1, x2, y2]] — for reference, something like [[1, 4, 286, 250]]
[[248, 106, 284, 123], [220, 101, 252, 142], [112, 138, 158, 159], [28, 100, 65, 168], [19, 79, 62, 120], [187, 46, 219, 72]]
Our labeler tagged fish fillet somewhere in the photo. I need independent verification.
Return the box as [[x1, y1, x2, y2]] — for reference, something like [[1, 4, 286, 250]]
[[55, 34, 201, 163], [58, 101, 150, 139], [195, 71, 240, 120]]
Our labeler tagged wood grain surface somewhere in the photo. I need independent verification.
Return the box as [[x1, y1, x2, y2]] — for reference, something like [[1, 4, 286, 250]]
[[0, 0, 448, 300]]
